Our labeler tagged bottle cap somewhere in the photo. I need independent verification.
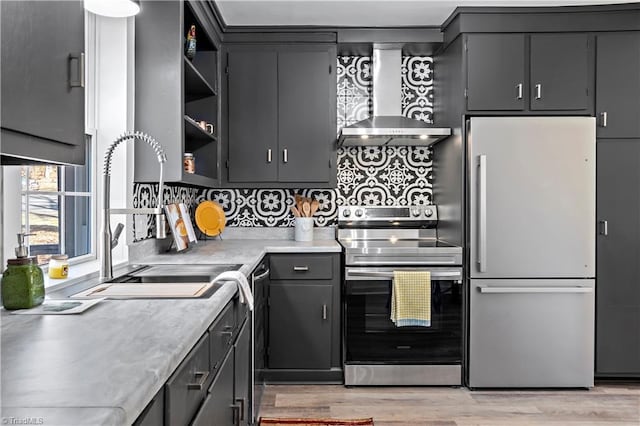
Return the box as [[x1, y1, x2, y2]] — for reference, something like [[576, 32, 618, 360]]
[[8, 257, 37, 266]]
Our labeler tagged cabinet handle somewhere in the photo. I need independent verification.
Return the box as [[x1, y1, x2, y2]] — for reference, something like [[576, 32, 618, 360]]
[[187, 371, 210, 390], [293, 266, 309, 272], [600, 112, 608, 128], [235, 398, 246, 421], [535, 84, 542, 100], [253, 269, 270, 282], [231, 404, 241, 426], [267, 149, 272, 163], [68, 53, 85, 88], [322, 304, 327, 320], [599, 220, 608, 236], [516, 83, 523, 100], [283, 148, 288, 163]]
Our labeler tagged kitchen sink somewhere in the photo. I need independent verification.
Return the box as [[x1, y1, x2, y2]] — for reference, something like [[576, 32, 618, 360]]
[[107, 264, 243, 284], [70, 264, 243, 299]]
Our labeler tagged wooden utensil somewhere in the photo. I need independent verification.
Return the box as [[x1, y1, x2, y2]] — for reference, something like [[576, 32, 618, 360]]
[[310, 199, 319, 216], [295, 194, 304, 214], [290, 205, 301, 217], [302, 201, 311, 217]]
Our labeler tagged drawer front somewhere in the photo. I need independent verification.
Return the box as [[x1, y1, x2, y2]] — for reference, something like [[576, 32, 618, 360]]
[[165, 333, 210, 426], [210, 302, 236, 373], [191, 350, 235, 426], [269, 255, 333, 280]]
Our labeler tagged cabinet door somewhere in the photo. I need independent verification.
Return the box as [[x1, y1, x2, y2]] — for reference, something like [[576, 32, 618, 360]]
[[227, 50, 278, 182], [278, 48, 335, 183], [530, 34, 590, 111], [191, 350, 235, 426], [268, 283, 332, 369], [596, 140, 640, 376], [596, 33, 640, 138], [1, 0, 85, 163], [234, 321, 250, 426], [466, 34, 525, 111]]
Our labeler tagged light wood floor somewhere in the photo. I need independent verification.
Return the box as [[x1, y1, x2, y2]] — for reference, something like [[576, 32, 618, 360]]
[[259, 383, 640, 425]]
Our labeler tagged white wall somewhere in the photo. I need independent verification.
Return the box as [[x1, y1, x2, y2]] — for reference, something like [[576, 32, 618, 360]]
[[95, 15, 132, 266]]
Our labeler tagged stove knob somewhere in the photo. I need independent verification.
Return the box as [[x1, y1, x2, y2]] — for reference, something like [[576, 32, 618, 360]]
[[411, 208, 421, 217], [343, 209, 351, 217], [425, 208, 434, 217], [354, 209, 364, 218]]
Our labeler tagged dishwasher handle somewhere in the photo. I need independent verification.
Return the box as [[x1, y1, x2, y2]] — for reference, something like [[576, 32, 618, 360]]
[[478, 285, 593, 294]]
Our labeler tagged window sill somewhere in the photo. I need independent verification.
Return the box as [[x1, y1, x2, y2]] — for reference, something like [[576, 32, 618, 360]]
[[43, 259, 127, 292]]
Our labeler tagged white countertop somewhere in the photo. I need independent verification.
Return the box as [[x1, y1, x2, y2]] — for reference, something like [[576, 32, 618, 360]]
[[0, 238, 341, 425]]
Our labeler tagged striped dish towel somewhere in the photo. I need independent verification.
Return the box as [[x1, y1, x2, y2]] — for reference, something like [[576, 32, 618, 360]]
[[390, 271, 431, 327]]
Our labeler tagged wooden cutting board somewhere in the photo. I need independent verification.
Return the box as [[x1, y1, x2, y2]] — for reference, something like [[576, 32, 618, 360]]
[[72, 282, 213, 298]]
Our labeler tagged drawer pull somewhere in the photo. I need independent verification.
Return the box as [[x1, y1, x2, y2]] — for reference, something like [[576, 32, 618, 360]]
[[187, 371, 209, 390], [322, 304, 327, 320], [293, 266, 309, 272]]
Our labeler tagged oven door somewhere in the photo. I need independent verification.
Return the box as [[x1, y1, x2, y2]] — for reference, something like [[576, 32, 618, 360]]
[[344, 267, 463, 365]]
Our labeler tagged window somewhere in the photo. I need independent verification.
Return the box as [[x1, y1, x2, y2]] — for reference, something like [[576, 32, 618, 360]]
[[19, 137, 94, 265]]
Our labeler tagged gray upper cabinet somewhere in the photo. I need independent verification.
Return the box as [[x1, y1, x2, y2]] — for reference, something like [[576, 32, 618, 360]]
[[225, 44, 337, 187], [1, 0, 85, 165], [227, 50, 278, 183], [530, 34, 590, 111], [135, 0, 221, 187], [596, 33, 640, 138], [466, 34, 526, 111], [278, 50, 335, 183], [465, 33, 591, 113]]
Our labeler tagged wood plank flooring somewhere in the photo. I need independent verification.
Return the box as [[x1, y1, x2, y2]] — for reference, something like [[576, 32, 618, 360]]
[[259, 383, 640, 425]]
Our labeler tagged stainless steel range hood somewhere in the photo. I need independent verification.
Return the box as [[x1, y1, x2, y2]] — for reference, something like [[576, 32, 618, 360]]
[[338, 47, 451, 147]]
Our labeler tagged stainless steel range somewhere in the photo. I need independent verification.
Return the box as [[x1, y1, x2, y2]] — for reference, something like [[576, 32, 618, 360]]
[[338, 205, 463, 386]]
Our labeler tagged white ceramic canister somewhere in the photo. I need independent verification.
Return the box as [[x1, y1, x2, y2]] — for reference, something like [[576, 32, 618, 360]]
[[294, 217, 314, 242]]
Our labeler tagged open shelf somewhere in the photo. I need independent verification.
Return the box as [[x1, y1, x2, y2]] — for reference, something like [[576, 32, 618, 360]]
[[184, 115, 217, 151], [181, 172, 219, 187], [184, 56, 217, 102]]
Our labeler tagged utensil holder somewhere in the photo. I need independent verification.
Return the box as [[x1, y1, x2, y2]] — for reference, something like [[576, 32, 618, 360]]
[[294, 217, 314, 242]]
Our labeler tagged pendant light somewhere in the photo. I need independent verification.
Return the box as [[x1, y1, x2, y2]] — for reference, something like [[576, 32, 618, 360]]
[[84, 0, 140, 18]]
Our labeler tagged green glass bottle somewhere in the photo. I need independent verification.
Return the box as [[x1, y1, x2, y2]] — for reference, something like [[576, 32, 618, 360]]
[[2, 233, 45, 310], [2, 258, 45, 310]]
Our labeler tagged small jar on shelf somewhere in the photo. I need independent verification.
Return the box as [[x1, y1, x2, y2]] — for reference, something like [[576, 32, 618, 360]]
[[183, 153, 195, 174]]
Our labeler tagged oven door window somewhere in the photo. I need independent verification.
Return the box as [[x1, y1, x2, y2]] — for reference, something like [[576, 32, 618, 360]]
[[345, 278, 462, 364]]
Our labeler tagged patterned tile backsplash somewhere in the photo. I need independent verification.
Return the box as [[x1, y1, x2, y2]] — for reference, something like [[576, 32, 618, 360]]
[[133, 56, 434, 240]]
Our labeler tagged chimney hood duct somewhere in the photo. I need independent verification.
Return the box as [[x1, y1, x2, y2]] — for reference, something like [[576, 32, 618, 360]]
[[338, 47, 451, 147]]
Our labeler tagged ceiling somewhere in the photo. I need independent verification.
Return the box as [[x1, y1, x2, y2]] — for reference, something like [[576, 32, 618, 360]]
[[215, 0, 637, 27]]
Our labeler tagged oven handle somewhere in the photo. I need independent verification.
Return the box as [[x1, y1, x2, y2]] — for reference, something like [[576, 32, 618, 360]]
[[346, 269, 463, 281]]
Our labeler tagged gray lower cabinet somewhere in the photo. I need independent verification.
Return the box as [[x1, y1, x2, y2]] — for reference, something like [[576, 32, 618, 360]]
[[224, 44, 337, 187], [596, 32, 640, 138], [268, 283, 332, 369], [233, 320, 251, 425], [264, 253, 342, 382], [191, 350, 235, 426], [133, 388, 164, 426], [596, 139, 640, 377], [0, 0, 85, 165], [165, 334, 211, 425], [134, 295, 250, 425]]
